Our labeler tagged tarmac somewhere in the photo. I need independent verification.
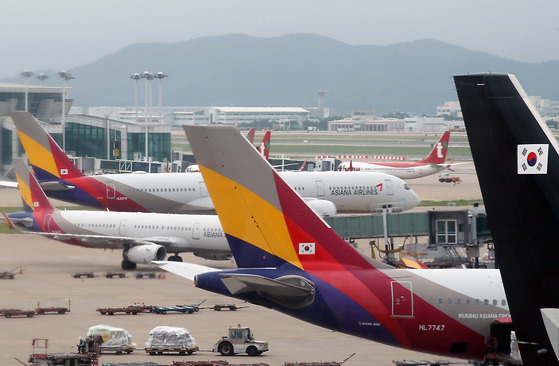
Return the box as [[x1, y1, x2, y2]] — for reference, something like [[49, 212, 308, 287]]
[[0, 166, 481, 366]]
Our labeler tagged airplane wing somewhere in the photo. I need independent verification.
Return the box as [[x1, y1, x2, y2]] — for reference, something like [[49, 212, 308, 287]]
[[154, 261, 219, 281]]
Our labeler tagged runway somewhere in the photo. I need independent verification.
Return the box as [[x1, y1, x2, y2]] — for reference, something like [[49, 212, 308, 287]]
[[0, 167, 481, 365]]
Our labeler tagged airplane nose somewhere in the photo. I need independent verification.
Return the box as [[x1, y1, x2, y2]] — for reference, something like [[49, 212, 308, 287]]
[[404, 188, 421, 210]]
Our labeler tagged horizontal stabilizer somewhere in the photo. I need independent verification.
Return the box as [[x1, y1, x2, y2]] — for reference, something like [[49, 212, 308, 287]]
[[154, 261, 219, 281], [219, 273, 314, 296], [541, 309, 559, 360], [0, 181, 18, 188], [39, 181, 76, 191]]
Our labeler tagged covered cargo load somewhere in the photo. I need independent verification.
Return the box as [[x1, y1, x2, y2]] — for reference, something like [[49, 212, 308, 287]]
[[86, 324, 136, 354], [145, 326, 198, 355]]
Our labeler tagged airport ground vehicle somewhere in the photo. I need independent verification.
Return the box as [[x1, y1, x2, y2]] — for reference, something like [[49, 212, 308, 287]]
[[1, 308, 34, 318], [36, 306, 68, 315], [0, 267, 17, 279], [145, 326, 198, 355], [96, 304, 151, 315], [212, 304, 247, 311], [135, 272, 156, 279], [213, 325, 268, 356], [438, 173, 461, 184], [86, 325, 136, 354]]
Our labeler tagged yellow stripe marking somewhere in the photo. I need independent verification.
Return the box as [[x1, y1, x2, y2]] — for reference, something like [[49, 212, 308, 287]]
[[200, 166, 303, 269]]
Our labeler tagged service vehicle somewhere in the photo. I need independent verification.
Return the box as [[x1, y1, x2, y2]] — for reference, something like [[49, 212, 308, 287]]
[[213, 325, 268, 356]]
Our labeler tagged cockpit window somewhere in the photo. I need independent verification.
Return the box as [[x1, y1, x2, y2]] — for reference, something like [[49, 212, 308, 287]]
[[404, 184, 411, 190]]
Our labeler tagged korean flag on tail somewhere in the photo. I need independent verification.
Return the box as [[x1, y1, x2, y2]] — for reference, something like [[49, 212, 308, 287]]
[[518, 144, 548, 174], [299, 243, 316, 255]]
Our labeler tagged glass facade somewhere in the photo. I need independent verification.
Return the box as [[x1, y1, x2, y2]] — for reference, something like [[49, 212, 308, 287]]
[[65, 123, 122, 160], [127, 132, 170, 162], [0, 91, 62, 117], [1, 126, 12, 165]]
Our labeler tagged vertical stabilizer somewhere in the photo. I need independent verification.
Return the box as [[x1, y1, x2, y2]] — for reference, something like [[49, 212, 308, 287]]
[[13, 158, 55, 215], [11, 111, 84, 183], [455, 73, 559, 365], [258, 130, 271, 160], [183, 125, 384, 271], [418, 131, 450, 164]]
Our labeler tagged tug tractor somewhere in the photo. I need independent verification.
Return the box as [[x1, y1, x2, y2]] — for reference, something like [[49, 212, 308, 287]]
[[213, 325, 269, 356]]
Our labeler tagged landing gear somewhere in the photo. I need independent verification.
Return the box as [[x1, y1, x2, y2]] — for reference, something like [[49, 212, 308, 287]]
[[167, 254, 183, 262], [121, 259, 137, 270]]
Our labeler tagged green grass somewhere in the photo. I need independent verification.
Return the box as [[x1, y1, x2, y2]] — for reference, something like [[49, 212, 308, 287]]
[[172, 130, 473, 159], [419, 199, 483, 207]]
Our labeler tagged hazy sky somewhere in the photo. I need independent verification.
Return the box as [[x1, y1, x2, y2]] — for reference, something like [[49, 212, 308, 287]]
[[2, 0, 558, 79]]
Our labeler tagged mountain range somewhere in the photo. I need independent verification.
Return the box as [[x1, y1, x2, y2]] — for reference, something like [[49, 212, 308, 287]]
[[4, 34, 559, 115]]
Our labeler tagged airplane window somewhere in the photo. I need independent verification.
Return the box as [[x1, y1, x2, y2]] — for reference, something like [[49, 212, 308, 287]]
[[447, 298, 452, 305], [475, 299, 480, 305], [456, 298, 461, 305], [438, 297, 443, 304], [502, 299, 507, 306], [466, 299, 470, 305], [483, 299, 489, 305], [492, 300, 497, 305]]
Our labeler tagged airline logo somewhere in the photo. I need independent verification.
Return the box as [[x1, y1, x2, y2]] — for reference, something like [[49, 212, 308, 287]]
[[518, 144, 548, 174], [299, 243, 316, 255], [60, 169, 68, 175], [34, 201, 39, 208], [436, 142, 446, 158]]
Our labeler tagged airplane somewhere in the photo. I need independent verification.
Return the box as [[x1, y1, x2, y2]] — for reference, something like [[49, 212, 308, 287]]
[[156, 124, 511, 362], [9, 111, 420, 215], [337, 131, 458, 179], [6, 158, 231, 270], [455, 73, 559, 365]]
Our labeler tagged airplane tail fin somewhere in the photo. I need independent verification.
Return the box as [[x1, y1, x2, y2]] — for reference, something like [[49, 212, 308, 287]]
[[246, 127, 256, 144], [455, 73, 559, 365], [10, 111, 85, 183], [258, 130, 271, 160], [13, 158, 56, 215], [418, 131, 450, 164], [183, 125, 386, 271]]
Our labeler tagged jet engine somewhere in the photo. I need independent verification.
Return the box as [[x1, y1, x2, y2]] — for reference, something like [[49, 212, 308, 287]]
[[303, 198, 337, 217], [124, 244, 167, 264]]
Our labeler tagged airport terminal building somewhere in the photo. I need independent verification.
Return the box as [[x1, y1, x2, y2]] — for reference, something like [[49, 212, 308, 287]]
[[0, 83, 172, 176]]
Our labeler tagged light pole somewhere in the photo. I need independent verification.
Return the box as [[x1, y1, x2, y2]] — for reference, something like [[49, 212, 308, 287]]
[[153, 72, 168, 120], [20, 70, 33, 112], [140, 71, 153, 160], [130, 73, 141, 123], [58, 70, 74, 153], [36, 73, 49, 83]]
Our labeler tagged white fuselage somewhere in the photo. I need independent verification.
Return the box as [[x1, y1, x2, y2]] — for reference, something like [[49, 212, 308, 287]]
[[50, 210, 229, 259], [91, 171, 420, 214], [338, 162, 447, 179]]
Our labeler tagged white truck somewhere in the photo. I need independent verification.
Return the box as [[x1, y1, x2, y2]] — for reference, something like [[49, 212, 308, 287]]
[[213, 325, 269, 356]]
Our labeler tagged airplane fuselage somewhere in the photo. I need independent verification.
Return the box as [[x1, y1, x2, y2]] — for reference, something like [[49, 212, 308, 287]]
[[42, 170, 420, 214], [34, 209, 230, 260], [195, 265, 508, 361], [338, 161, 447, 179]]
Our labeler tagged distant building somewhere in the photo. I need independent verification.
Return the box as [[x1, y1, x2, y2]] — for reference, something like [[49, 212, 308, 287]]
[[206, 107, 310, 127], [0, 82, 72, 121], [328, 111, 404, 132], [436, 101, 462, 118]]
